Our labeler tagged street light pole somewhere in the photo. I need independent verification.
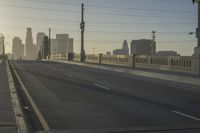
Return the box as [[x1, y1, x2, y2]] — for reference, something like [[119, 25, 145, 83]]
[[0, 34, 4, 56], [193, 0, 200, 54], [3, 36, 4, 56], [198, 2, 200, 47], [80, 3, 86, 62]]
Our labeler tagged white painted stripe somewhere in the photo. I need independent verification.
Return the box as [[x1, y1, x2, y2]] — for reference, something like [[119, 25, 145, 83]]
[[0, 59, 2, 64], [94, 83, 110, 90], [65, 73, 73, 77], [173, 111, 200, 122]]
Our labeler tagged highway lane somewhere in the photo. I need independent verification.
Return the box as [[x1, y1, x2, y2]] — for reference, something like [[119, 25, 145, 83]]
[[12, 60, 200, 132]]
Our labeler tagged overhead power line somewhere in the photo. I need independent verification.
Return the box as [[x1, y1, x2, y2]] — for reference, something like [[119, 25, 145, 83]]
[[0, 24, 192, 34], [11, 0, 193, 13], [86, 4, 193, 13], [0, 4, 195, 19], [0, 15, 195, 26], [0, 4, 80, 13], [87, 11, 194, 19]]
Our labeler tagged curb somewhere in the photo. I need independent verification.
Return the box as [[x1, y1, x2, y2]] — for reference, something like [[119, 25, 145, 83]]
[[6, 60, 29, 133], [9, 60, 51, 133]]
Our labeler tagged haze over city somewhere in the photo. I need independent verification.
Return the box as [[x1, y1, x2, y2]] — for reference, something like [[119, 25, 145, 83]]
[[0, 0, 197, 55], [2, 0, 200, 133]]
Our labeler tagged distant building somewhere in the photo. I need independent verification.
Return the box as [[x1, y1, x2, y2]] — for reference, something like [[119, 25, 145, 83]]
[[36, 32, 45, 58], [12, 37, 24, 60], [69, 38, 74, 53], [106, 51, 111, 56], [156, 51, 180, 56], [113, 40, 129, 55], [37, 32, 45, 46], [0, 37, 3, 55], [33, 44, 37, 58], [51, 39, 58, 54], [41, 36, 49, 59], [131, 39, 156, 55], [51, 34, 73, 55], [25, 27, 35, 60]]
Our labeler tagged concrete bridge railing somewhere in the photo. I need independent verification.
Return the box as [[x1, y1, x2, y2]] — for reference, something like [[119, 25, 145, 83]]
[[50, 53, 200, 75]]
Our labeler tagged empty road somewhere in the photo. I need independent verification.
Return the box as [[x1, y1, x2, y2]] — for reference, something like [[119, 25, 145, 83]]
[[11, 60, 200, 133]]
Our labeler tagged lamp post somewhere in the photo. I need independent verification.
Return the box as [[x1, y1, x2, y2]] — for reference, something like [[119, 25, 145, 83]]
[[0, 34, 4, 56], [193, 0, 200, 54], [80, 3, 86, 62]]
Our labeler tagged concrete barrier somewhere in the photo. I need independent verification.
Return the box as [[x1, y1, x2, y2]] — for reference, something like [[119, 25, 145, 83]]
[[52, 60, 200, 86], [6, 60, 29, 133], [50, 53, 200, 75]]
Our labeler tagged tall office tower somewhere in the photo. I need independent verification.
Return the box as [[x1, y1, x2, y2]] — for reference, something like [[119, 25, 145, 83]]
[[12, 37, 24, 59], [50, 34, 74, 55], [25, 27, 34, 60], [41, 36, 49, 59], [50, 39, 58, 54], [56, 34, 69, 54], [36, 32, 45, 58], [131, 39, 153, 55], [56, 34, 73, 54]]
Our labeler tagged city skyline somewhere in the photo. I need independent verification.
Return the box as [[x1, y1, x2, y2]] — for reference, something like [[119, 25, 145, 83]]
[[10, 27, 74, 60], [0, 0, 198, 55]]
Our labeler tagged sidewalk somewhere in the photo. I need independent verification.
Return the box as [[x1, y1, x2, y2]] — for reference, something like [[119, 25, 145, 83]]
[[51, 60, 200, 87], [0, 57, 17, 133]]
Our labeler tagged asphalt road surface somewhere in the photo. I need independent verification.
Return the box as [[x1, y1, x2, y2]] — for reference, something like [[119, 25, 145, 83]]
[[12, 60, 200, 133]]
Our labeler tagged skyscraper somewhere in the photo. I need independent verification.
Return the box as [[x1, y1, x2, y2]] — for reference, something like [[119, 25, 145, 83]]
[[37, 32, 45, 46], [131, 39, 154, 55], [36, 32, 45, 58], [41, 36, 49, 59], [51, 39, 58, 54], [113, 40, 129, 55], [12, 37, 24, 59], [51, 34, 73, 55], [25, 27, 34, 60]]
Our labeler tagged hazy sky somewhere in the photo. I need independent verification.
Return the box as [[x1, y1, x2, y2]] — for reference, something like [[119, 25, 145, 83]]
[[0, 0, 198, 55]]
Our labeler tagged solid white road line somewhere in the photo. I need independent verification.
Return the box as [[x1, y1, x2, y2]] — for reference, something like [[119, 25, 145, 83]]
[[173, 110, 200, 122], [94, 83, 110, 90], [0, 59, 2, 64]]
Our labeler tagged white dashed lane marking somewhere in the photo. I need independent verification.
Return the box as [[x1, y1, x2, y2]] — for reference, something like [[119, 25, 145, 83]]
[[94, 83, 110, 90], [65, 73, 73, 77]]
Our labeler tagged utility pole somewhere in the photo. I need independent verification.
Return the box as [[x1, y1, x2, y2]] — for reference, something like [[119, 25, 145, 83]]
[[48, 28, 51, 59], [2, 36, 4, 56], [193, 0, 200, 49], [193, 0, 200, 75], [80, 3, 86, 62], [0, 34, 4, 56]]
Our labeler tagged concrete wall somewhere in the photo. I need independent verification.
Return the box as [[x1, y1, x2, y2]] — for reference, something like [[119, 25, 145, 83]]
[[50, 53, 200, 75]]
